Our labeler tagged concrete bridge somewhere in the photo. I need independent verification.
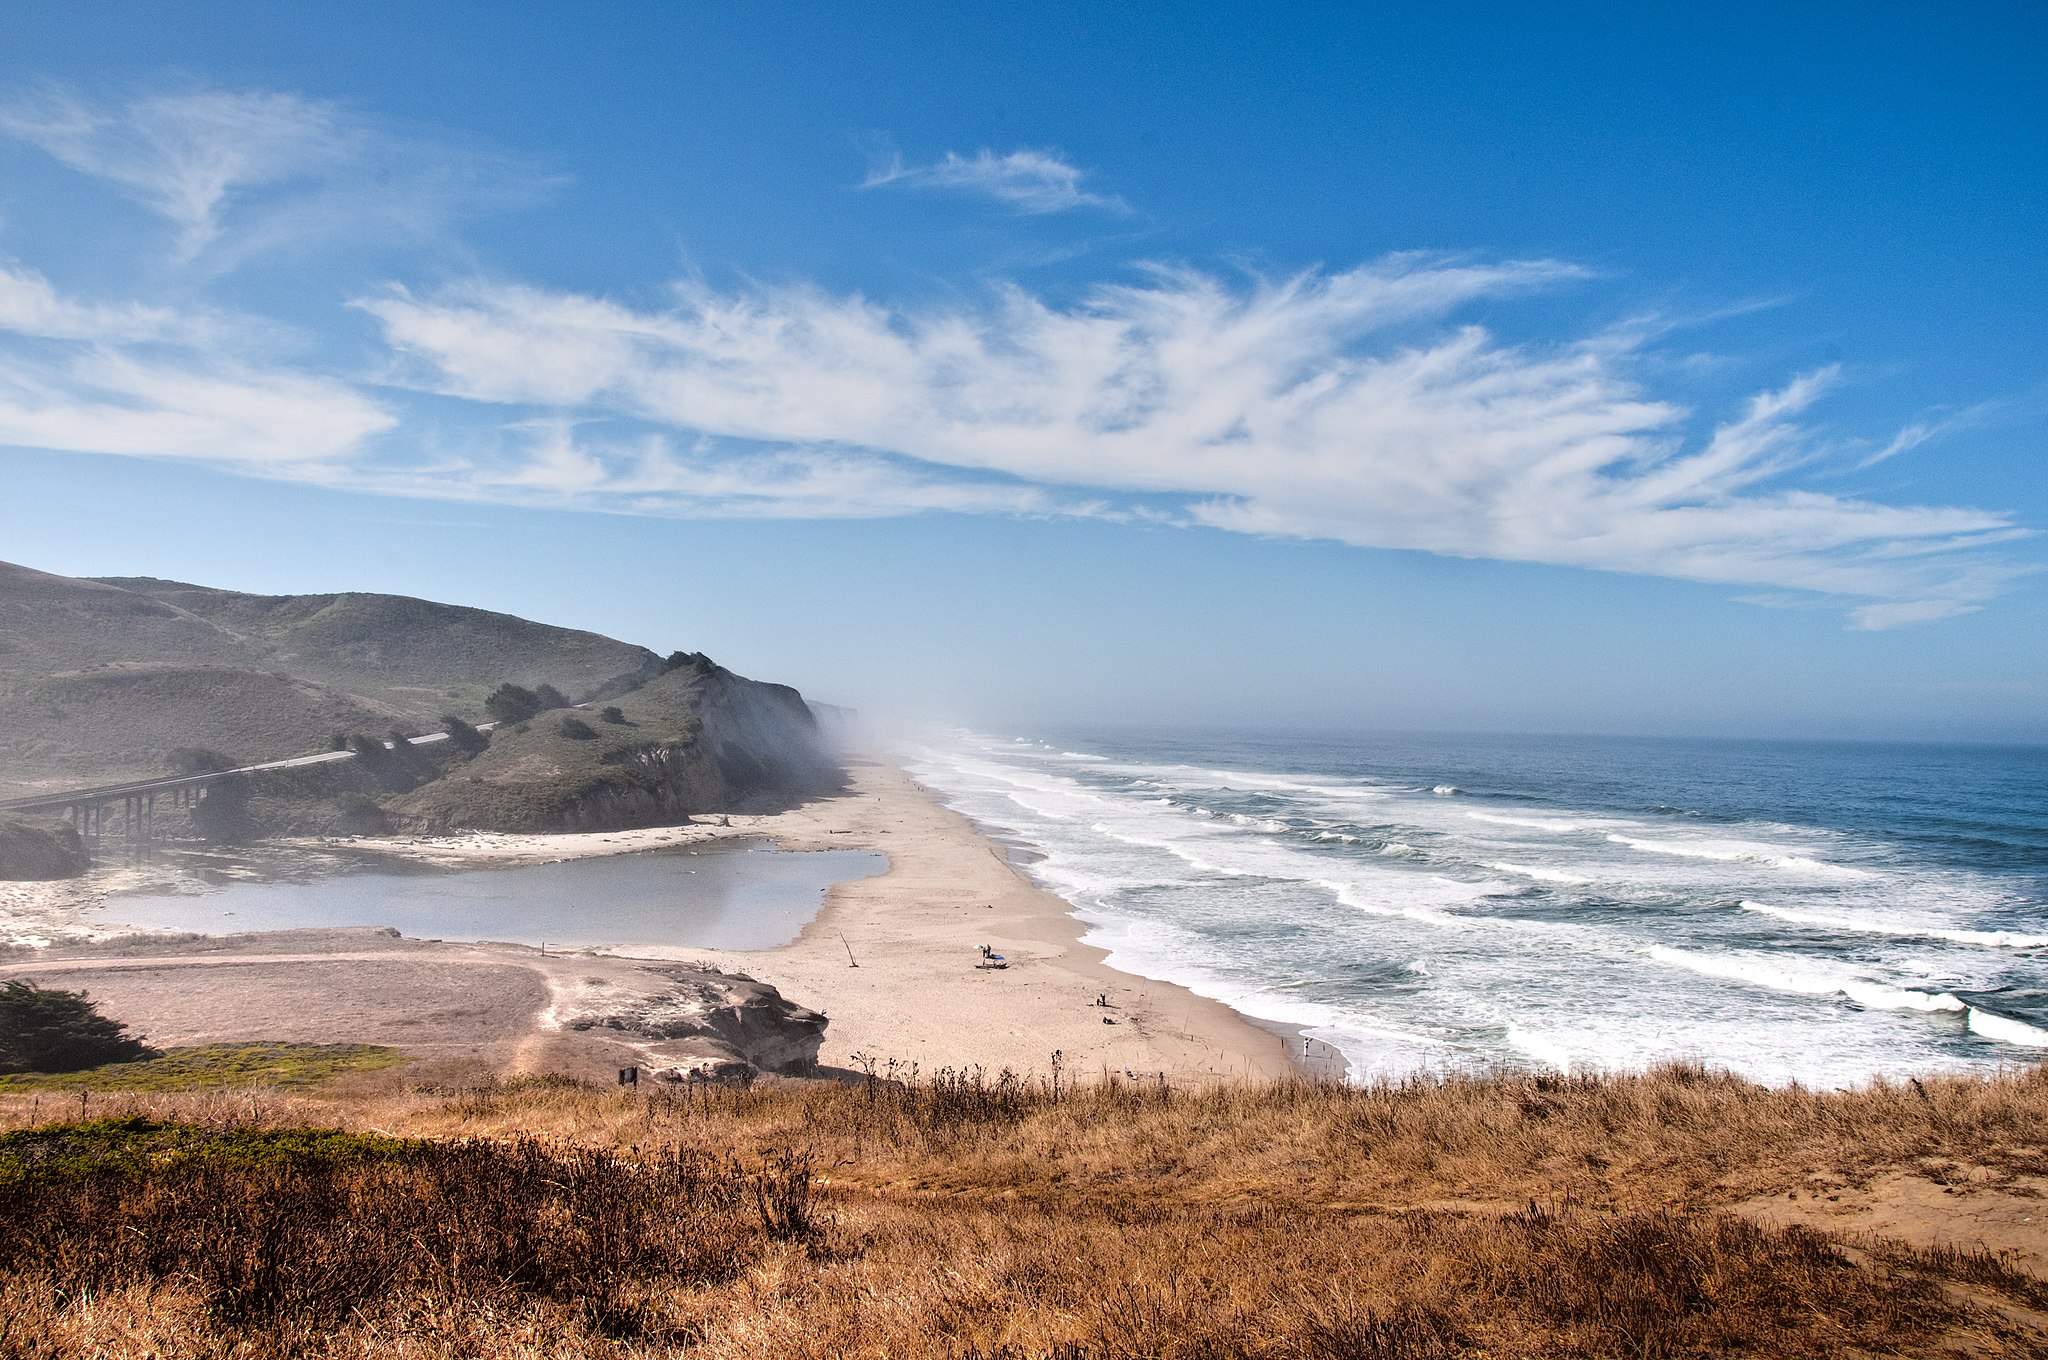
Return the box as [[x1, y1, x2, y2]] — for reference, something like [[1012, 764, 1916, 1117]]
[[0, 724, 493, 848]]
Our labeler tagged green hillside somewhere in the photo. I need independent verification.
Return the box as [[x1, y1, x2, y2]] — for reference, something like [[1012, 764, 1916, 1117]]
[[91, 577, 662, 715], [391, 661, 837, 832], [0, 563, 249, 680], [0, 562, 840, 830], [0, 665, 402, 795]]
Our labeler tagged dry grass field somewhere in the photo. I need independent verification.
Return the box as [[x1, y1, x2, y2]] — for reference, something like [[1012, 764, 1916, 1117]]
[[3, 1060, 2045, 1358]]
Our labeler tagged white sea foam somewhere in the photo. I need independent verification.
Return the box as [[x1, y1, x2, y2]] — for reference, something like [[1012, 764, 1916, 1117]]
[[1322, 879, 1476, 930], [1467, 811, 1593, 833], [1609, 835, 1873, 879], [1646, 946, 1964, 1013], [1377, 841, 1423, 857], [1060, 751, 1107, 760], [1484, 861, 1594, 886], [1506, 1024, 1576, 1072], [1741, 901, 2048, 949], [1967, 1008, 2048, 1048], [1432, 785, 1459, 796]]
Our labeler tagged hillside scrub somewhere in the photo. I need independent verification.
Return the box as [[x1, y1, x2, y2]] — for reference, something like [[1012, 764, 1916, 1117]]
[[0, 981, 156, 1075], [391, 664, 838, 833], [0, 1043, 404, 1092], [1, 1063, 2043, 1356], [0, 664, 403, 796]]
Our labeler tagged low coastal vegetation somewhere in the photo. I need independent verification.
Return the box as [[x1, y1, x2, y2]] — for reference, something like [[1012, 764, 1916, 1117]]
[[0, 1041, 404, 1093], [1, 1061, 2042, 1357]]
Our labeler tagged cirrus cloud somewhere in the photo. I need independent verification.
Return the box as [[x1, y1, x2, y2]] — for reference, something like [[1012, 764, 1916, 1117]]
[[862, 147, 1127, 214], [356, 256, 2028, 626]]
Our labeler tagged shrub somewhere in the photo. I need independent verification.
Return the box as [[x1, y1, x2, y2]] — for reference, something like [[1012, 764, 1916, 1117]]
[[558, 715, 598, 741], [439, 714, 488, 752], [0, 1124, 755, 1338], [600, 705, 626, 724], [165, 747, 238, 776], [484, 683, 543, 724], [344, 732, 387, 761], [534, 683, 571, 710], [0, 981, 157, 1074]]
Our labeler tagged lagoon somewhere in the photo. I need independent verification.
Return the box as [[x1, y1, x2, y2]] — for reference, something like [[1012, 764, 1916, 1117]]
[[93, 839, 887, 952]]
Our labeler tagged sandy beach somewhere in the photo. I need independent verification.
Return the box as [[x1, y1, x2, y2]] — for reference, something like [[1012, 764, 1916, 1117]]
[[1, 756, 1296, 1083]]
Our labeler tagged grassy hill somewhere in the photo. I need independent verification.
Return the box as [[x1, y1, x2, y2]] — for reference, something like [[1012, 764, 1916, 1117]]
[[0, 563, 250, 681], [93, 577, 663, 716], [0, 561, 839, 829], [0, 665, 403, 794]]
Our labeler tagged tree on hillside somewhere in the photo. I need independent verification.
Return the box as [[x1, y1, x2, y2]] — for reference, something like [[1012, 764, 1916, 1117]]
[[166, 748, 237, 777], [533, 684, 570, 711], [484, 684, 543, 724], [0, 980, 158, 1074], [558, 716, 597, 740], [440, 715, 488, 753], [599, 705, 626, 725]]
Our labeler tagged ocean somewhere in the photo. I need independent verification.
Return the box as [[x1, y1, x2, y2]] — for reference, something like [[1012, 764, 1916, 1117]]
[[906, 729, 2048, 1087]]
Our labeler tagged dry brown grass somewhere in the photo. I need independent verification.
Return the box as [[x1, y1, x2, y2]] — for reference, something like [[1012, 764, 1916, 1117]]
[[3, 1061, 2044, 1357]]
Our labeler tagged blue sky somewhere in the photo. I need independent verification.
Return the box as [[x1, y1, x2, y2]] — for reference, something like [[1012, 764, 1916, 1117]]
[[0, 3, 2041, 740]]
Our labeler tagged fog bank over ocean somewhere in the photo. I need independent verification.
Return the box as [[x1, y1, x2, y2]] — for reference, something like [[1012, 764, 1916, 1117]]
[[908, 729, 2048, 1087]]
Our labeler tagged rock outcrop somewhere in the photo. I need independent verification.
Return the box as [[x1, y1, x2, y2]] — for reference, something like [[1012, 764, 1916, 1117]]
[[0, 817, 89, 881], [561, 965, 827, 1082]]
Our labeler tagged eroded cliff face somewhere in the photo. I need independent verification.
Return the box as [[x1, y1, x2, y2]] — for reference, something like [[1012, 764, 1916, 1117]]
[[386, 661, 842, 834]]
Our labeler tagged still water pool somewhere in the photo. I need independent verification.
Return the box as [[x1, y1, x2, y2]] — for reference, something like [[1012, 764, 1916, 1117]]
[[93, 839, 888, 951]]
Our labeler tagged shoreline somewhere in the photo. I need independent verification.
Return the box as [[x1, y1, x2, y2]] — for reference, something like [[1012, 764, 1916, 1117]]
[[624, 757, 1298, 1081], [2, 755, 1297, 1084]]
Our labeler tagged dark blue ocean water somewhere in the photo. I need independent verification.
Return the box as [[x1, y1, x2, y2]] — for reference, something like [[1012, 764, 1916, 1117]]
[[909, 729, 2047, 1086]]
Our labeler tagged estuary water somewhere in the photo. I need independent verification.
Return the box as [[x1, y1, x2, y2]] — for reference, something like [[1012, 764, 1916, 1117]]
[[95, 839, 887, 952], [908, 729, 2048, 1087]]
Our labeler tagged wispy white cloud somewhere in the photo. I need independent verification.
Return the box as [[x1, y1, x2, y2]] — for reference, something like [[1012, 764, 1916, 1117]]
[[863, 147, 1125, 214], [0, 345, 392, 463], [355, 255, 2028, 627], [343, 419, 1094, 520], [0, 85, 553, 265], [0, 261, 181, 342], [0, 263, 391, 462], [1847, 599, 1985, 630]]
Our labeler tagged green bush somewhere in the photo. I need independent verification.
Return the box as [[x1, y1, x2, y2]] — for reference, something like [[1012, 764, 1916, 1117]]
[[534, 683, 571, 710], [484, 683, 543, 724], [165, 747, 238, 776], [0, 981, 157, 1075], [558, 716, 598, 740], [600, 705, 626, 724], [439, 713, 488, 752]]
